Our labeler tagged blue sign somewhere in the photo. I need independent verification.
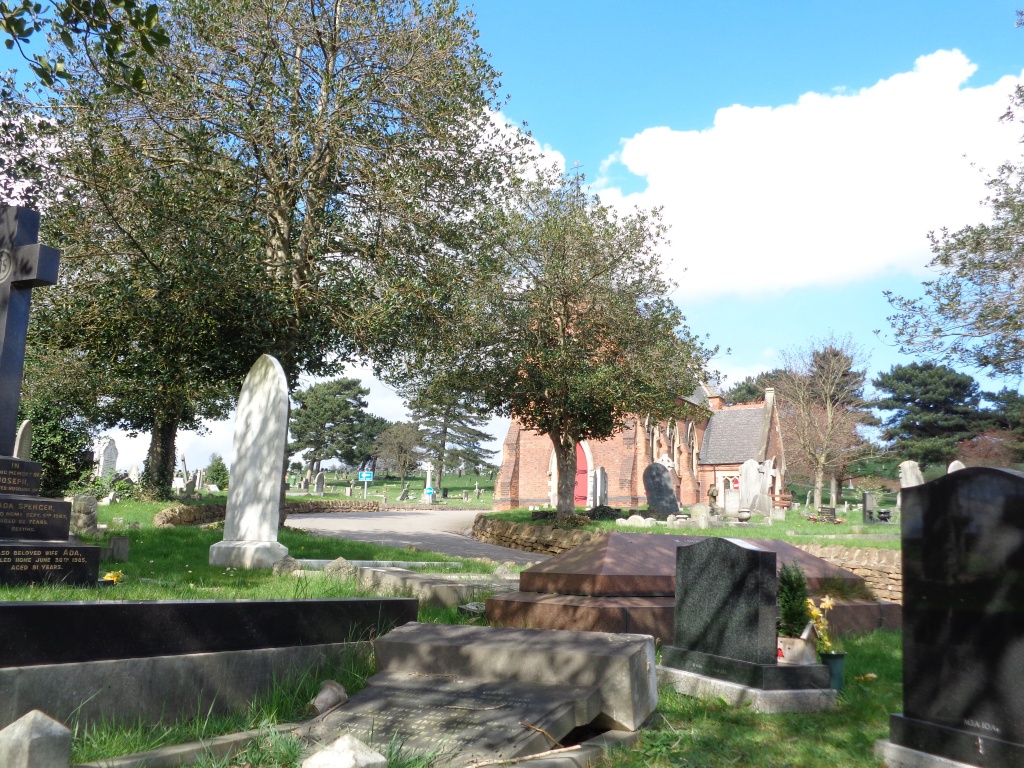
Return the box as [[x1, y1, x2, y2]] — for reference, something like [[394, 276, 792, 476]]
[[358, 471, 374, 482], [425, 487, 435, 496]]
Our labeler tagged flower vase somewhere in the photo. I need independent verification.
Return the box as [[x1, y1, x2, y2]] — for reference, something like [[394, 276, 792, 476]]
[[819, 651, 846, 691], [777, 622, 819, 665]]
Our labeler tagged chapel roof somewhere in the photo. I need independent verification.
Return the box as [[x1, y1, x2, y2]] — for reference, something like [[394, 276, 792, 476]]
[[698, 406, 766, 465]]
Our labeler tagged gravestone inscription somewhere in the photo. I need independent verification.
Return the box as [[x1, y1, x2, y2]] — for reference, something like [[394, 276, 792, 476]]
[[886, 467, 1024, 766]]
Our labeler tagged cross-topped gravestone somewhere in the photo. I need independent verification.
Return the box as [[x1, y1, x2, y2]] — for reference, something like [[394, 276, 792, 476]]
[[0, 207, 60, 457]]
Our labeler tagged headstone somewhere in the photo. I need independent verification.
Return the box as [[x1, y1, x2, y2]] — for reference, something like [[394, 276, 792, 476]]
[[94, 437, 117, 481], [13, 420, 30, 461], [724, 488, 741, 515], [862, 492, 876, 524], [819, 506, 836, 523], [344, 485, 352, 497], [182, 477, 196, 498], [662, 538, 828, 690], [898, 460, 925, 489], [805, 490, 812, 508], [0, 709, 71, 768], [70, 494, 99, 536], [947, 459, 966, 473], [642, 462, 679, 518], [739, 459, 760, 511], [128, 464, 140, 484], [209, 354, 290, 569], [171, 476, 185, 491], [441, 487, 449, 499], [461, 490, 469, 501], [397, 487, 409, 501], [884, 467, 1024, 765], [590, 465, 608, 508], [475, 487, 482, 500], [314, 471, 326, 495], [302, 479, 310, 490]]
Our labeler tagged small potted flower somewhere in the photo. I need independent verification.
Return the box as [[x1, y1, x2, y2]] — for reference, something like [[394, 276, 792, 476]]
[[777, 561, 818, 665], [809, 595, 846, 690]]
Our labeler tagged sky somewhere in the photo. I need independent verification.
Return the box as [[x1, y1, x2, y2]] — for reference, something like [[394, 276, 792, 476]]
[[4, 1, 1024, 473]]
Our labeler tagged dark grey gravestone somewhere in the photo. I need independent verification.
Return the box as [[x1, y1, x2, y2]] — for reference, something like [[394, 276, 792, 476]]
[[0, 207, 100, 587], [662, 538, 828, 689], [643, 463, 679, 518], [862, 492, 876, 524], [889, 467, 1024, 767], [297, 672, 600, 767]]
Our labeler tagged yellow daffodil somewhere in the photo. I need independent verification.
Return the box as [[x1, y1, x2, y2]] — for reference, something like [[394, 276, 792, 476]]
[[103, 570, 124, 584]]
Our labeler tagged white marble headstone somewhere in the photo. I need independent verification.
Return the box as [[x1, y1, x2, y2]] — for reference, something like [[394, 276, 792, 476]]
[[947, 460, 967, 474], [13, 419, 31, 460], [738, 459, 760, 510], [898, 460, 925, 489], [95, 437, 118, 481], [209, 354, 289, 569]]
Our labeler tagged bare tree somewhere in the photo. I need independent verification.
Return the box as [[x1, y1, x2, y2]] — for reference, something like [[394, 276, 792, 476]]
[[774, 338, 871, 509]]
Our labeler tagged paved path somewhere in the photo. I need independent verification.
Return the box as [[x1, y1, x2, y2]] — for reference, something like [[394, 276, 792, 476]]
[[285, 507, 548, 566]]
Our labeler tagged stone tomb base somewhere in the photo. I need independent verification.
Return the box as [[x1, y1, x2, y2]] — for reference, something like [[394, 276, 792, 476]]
[[661, 646, 829, 690], [209, 539, 288, 569], [875, 739, 993, 768], [487, 592, 675, 639], [888, 714, 1024, 767], [658, 665, 836, 713]]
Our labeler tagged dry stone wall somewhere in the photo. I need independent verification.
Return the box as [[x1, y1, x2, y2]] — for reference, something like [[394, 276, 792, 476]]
[[472, 515, 903, 603], [154, 500, 382, 527], [471, 515, 600, 555]]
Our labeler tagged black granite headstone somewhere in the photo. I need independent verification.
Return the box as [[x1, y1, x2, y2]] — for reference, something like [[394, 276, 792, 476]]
[[0, 207, 100, 586], [643, 462, 679, 518], [890, 467, 1024, 766], [662, 537, 828, 689], [862, 492, 876, 525]]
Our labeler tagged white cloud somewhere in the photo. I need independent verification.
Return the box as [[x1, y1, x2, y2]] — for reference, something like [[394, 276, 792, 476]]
[[596, 50, 1024, 300]]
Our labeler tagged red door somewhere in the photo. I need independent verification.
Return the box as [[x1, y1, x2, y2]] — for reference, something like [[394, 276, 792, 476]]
[[574, 443, 588, 507]]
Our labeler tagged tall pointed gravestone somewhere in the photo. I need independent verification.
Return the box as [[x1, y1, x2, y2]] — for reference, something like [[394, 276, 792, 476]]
[[209, 354, 289, 569], [0, 207, 100, 585], [878, 467, 1024, 767]]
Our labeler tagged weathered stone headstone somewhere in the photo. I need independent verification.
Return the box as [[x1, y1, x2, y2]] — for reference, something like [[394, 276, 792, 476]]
[[739, 459, 760, 511], [397, 486, 409, 501], [94, 437, 117, 481], [127, 464, 140, 484], [898, 460, 924, 488], [662, 538, 828, 690], [314, 471, 325, 495], [724, 488, 741, 515], [209, 354, 289, 569], [0, 709, 71, 768], [344, 485, 352, 497], [643, 462, 679, 518], [13, 420, 30, 461], [881, 467, 1024, 766], [862, 491, 876, 524], [590, 465, 608, 508], [947, 459, 966, 473], [70, 495, 99, 537]]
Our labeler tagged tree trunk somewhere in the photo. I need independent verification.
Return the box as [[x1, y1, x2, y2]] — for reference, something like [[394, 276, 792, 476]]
[[438, 420, 449, 486], [143, 412, 180, 500], [813, 464, 824, 510], [551, 434, 577, 519]]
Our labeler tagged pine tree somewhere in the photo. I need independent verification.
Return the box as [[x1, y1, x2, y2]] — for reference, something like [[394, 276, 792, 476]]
[[407, 390, 495, 482], [206, 454, 230, 488]]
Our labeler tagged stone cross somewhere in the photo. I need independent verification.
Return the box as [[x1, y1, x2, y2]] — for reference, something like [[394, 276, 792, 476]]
[[0, 207, 60, 456]]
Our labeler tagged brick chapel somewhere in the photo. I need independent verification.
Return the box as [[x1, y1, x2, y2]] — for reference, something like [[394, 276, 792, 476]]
[[492, 384, 786, 511]]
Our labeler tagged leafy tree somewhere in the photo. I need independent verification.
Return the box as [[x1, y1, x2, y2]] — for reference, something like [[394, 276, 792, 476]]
[[872, 362, 984, 468], [407, 387, 494, 482], [17, 395, 94, 497], [2, 0, 169, 89], [956, 430, 1021, 468], [289, 378, 389, 473], [391, 170, 711, 518], [724, 369, 783, 404], [775, 338, 872, 509], [884, 151, 1024, 378], [206, 453, 229, 488], [373, 422, 424, 482]]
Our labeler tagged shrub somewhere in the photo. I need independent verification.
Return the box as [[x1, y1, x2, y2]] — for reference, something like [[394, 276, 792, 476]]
[[206, 454, 230, 488], [778, 560, 811, 637]]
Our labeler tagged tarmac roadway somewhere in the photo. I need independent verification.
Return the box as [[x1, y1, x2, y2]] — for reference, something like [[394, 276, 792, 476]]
[[284, 506, 548, 566]]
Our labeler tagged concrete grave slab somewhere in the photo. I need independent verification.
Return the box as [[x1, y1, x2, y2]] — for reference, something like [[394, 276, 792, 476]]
[[657, 666, 837, 713], [296, 672, 600, 767], [373, 623, 657, 731]]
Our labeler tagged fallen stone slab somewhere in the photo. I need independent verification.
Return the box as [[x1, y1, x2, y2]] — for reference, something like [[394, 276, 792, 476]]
[[487, 592, 675, 641], [374, 623, 657, 731], [357, 567, 517, 608], [294, 672, 600, 767]]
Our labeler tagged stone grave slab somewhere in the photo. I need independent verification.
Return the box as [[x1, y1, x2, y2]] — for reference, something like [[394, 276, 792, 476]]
[[885, 467, 1024, 767], [486, 591, 676, 641], [296, 672, 601, 767], [662, 538, 829, 691], [374, 622, 657, 731]]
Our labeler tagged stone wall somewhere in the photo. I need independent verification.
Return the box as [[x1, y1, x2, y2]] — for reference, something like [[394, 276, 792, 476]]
[[471, 514, 601, 555], [154, 499, 382, 527], [794, 543, 902, 604], [471, 515, 904, 603]]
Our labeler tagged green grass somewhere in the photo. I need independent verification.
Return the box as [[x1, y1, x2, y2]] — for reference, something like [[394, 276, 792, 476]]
[[604, 630, 901, 768]]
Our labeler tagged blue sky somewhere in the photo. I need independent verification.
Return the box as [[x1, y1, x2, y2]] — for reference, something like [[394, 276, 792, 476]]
[[4, 2, 1024, 470]]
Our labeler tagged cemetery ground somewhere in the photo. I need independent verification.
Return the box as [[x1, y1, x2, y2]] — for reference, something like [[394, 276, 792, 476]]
[[1, 495, 903, 768]]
